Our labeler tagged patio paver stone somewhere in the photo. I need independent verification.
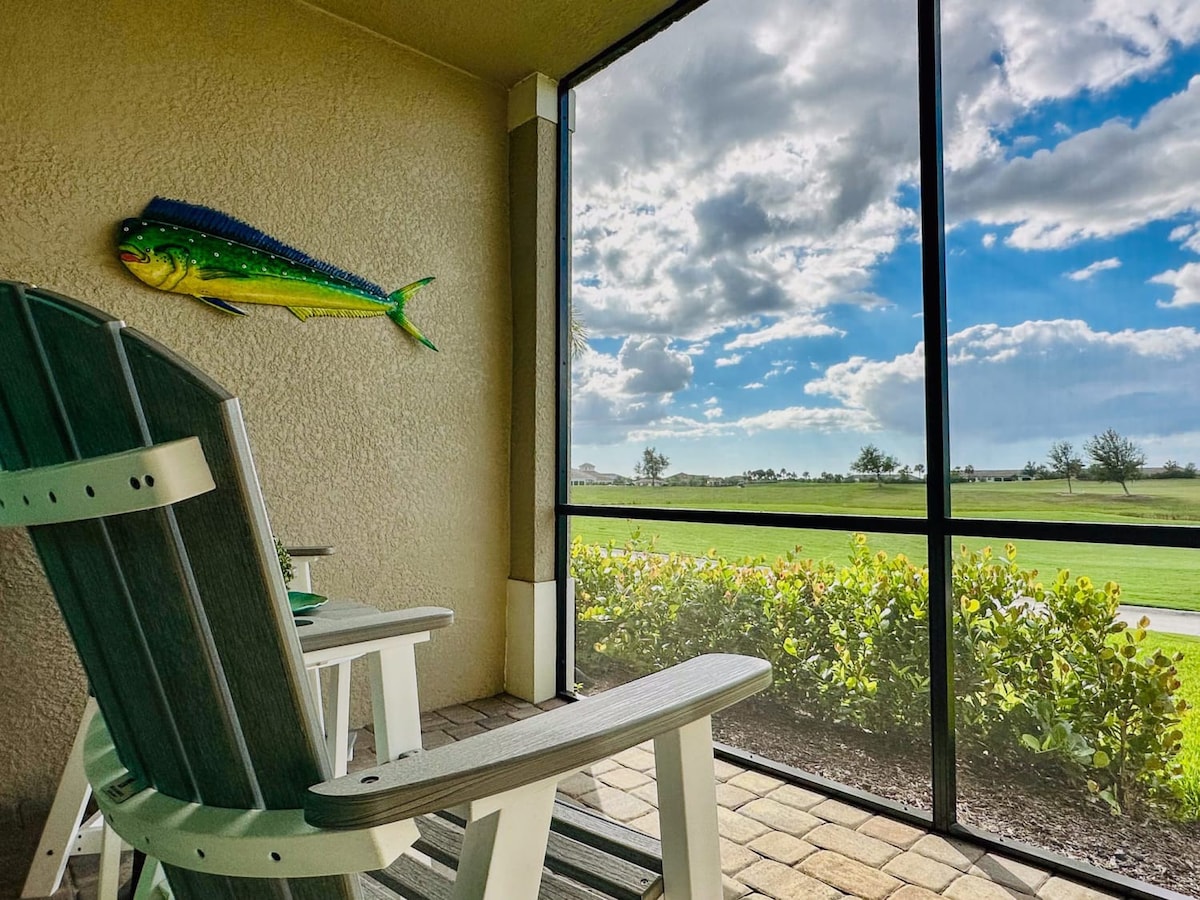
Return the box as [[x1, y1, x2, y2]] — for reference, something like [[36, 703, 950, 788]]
[[713, 759, 749, 781], [884, 850, 964, 892], [721, 837, 762, 874], [738, 858, 842, 900], [1036, 877, 1121, 900], [944, 874, 1034, 900], [739, 797, 822, 838], [578, 785, 654, 822], [718, 805, 773, 843], [766, 783, 826, 811], [436, 704, 485, 724], [613, 746, 657, 771], [716, 782, 758, 809], [912, 834, 987, 871], [746, 831, 818, 866], [807, 822, 901, 867], [728, 770, 788, 796], [724, 873, 753, 899], [631, 783, 659, 807], [810, 798, 874, 828], [801, 849, 904, 900], [629, 810, 660, 838], [894, 885, 952, 900], [858, 815, 927, 850], [598, 765, 653, 791], [969, 854, 1051, 894]]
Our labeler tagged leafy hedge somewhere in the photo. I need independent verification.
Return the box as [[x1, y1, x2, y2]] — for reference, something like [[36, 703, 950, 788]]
[[573, 533, 1191, 815]]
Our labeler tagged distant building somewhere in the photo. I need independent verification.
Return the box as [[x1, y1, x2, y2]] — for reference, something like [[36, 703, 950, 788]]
[[570, 462, 622, 485], [962, 469, 1034, 482]]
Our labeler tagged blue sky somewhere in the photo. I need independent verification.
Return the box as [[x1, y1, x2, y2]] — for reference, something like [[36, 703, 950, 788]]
[[569, 0, 1200, 478]]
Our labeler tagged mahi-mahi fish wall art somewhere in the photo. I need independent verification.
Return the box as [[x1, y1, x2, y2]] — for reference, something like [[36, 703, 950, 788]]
[[117, 197, 438, 350]]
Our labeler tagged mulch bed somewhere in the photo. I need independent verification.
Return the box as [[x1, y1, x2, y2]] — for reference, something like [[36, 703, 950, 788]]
[[578, 656, 1200, 897]]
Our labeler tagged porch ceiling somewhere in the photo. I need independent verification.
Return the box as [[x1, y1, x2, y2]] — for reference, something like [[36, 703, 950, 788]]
[[305, 0, 682, 86]]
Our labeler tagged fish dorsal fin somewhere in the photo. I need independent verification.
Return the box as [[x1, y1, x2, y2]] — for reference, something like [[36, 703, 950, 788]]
[[140, 197, 387, 298]]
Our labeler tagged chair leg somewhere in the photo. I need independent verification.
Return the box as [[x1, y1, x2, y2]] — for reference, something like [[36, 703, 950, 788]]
[[97, 820, 123, 900], [306, 665, 325, 734], [367, 641, 423, 761], [452, 778, 558, 900], [21, 697, 97, 899], [325, 660, 353, 777], [133, 857, 170, 900], [655, 716, 723, 900]]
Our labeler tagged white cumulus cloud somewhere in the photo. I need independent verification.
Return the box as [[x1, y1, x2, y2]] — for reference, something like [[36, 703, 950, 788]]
[[1066, 257, 1121, 281], [1152, 263, 1200, 308]]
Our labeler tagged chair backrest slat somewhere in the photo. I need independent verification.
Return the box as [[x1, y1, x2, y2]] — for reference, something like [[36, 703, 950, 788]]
[[121, 328, 330, 807], [0, 283, 358, 898], [0, 286, 195, 798]]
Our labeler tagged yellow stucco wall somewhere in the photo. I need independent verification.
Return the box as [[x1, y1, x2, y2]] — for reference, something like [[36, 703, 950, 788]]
[[0, 0, 511, 871]]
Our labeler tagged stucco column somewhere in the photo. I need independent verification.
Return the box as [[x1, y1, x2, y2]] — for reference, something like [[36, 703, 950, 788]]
[[505, 73, 568, 702]]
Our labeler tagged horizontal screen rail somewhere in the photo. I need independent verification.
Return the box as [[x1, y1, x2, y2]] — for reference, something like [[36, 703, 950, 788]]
[[561, 503, 931, 534], [562, 504, 1200, 550]]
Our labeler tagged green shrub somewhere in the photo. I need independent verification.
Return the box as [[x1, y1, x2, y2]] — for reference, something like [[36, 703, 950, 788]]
[[572, 533, 1190, 815]]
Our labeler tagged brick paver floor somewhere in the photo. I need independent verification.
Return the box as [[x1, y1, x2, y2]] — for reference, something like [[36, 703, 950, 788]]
[[420, 693, 1134, 900]]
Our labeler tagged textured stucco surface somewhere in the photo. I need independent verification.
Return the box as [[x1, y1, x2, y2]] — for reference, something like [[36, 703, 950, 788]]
[[508, 116, 559, 584], [306, 0, 682, 86], [0, 0, 511, 881]]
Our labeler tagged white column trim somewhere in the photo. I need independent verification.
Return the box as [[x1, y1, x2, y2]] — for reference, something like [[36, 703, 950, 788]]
[[504, 578, 561, 702], [507, 72, 559, 131]]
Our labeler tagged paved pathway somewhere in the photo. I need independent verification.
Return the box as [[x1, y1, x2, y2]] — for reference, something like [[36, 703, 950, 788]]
[[1118, 604, 1200, 637]]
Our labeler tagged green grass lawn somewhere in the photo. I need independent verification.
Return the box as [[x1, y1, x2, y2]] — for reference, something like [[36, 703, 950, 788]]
[[1142, 632, 1200, 817], [571, 480, 1200, 610]]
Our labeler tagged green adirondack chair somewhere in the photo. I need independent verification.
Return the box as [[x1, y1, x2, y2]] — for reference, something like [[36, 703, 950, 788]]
[[0, 281, 770, 900]]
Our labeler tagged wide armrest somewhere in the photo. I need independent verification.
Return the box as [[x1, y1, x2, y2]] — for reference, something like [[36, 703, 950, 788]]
[[297, 600, 454, 653], [305, 653, 771, 829], [285, 545, 336, 559]]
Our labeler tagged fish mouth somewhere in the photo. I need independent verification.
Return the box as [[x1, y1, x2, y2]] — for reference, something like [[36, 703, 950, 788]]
[[118, 247, 147, 264]]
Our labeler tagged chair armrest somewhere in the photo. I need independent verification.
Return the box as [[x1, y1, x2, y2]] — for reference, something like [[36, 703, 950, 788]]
[[285, 545, 336, 559], [304, 653, 771, 829], [296, 603, 454, 654]]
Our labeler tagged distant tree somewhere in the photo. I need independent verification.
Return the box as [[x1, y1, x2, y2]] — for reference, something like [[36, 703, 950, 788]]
[[1047, 441, 1084, 493], [634, 446, 670, 486], [801, 471, 810, 481], [1150, 459, 1198, 479], [914, 463, 925, 480], [964, 464, 975, 480], [1084, 429, 1145, 496], [850, 444, 898, 486]]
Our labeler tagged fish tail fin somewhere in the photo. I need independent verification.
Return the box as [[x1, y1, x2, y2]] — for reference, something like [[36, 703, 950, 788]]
[[387, 277, 438, 351]]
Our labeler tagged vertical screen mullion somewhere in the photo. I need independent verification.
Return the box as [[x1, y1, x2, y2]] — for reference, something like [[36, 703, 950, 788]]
[[916, 0, 956, 831]]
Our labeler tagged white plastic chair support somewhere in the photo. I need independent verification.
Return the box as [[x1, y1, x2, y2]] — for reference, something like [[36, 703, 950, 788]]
[[84, 713, 418, 878], [324, 660, 353, 777], [368, 641, 423, 761], [453, 778, 559, 900], [97, 821, 123, 899], [20, 698, 98, 898], [654, 716, 723, 900]]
